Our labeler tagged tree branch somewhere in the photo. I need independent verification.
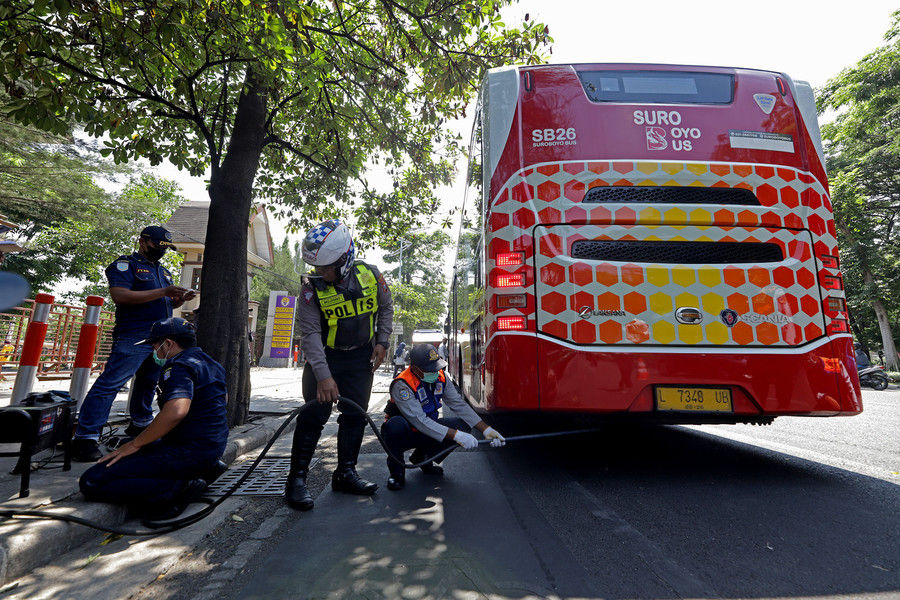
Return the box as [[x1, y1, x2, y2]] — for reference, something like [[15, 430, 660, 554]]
[[305, 25, 405, 74], [264, 89, 305, 134], [263, 135, 333, 173], [27, 51, 195, 121]]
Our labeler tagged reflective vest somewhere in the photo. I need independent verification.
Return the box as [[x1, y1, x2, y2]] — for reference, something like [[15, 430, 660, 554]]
[[315, 262, 379, 349], [386, 367, 445, 421]]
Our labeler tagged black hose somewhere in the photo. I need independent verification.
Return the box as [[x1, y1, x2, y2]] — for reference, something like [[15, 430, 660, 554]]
[[0, 396, 455, 535], [0, 404, 303, 535], [0, 395, 602, 536], [335, 397, 604, 461], [336, 396, 459, 468]]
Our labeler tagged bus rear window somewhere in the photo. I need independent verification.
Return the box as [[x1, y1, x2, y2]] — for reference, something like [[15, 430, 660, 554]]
[[576, 70, 734, 104]]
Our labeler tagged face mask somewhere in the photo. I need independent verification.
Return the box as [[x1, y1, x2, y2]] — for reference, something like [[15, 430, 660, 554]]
[[152, 342, 169, 366], [146, 245, 166, 261], [422, 371, 439, 384]]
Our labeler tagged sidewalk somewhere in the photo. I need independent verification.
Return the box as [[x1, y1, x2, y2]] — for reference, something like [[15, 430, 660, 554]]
[[0, 366, 394, 585]]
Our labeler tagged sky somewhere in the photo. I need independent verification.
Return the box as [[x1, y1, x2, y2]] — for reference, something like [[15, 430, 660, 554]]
[[157, 0, 897, 270]]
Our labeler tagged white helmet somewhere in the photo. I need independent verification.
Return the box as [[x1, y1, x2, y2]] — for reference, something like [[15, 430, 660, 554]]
[[302, 219, 356, 280]]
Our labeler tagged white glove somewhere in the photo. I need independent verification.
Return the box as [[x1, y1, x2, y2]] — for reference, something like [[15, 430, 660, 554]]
[[453, 430, 478, 450], [482, 427, 506, 448]]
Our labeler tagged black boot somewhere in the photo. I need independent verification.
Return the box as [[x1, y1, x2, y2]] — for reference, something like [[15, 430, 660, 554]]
[[123, 422, 147, 439], [200, 460, 228, 485], [143, 479, 208, 521], [72, 438, 103, 462], [286, 427, 319, 510], [331, 425, 377, 495], [286, 471, 314, 511], [409, 449, 444, 476]]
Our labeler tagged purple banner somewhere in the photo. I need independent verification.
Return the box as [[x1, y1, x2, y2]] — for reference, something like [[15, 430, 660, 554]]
[[269, 294, 296, 358]]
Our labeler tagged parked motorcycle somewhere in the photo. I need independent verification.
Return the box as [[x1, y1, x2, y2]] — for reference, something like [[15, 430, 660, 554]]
[[858, 364, 890, 390]]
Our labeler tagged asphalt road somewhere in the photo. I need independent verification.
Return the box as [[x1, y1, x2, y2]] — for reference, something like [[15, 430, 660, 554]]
[[143, 388, 899, 600]]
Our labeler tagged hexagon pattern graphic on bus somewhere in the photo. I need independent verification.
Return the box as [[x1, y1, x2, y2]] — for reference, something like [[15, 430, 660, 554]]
[[485, 160, 845, 347]]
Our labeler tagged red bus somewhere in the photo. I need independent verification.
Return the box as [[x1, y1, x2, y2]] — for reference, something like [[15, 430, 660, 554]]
[[447, 63, 862, 423]]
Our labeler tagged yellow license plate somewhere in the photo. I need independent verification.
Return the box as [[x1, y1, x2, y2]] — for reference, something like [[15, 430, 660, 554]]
[[655, 386, 733, 412]]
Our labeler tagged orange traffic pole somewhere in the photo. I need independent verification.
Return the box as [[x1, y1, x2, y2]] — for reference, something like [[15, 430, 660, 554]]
[[70, 296, 105, 411], [11, 293, 55, 404]]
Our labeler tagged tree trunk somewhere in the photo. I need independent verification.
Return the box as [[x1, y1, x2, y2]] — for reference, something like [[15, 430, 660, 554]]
[[847, 308, 867, 355], [864, 270, 900, 372], [197, 72, 268, 427]]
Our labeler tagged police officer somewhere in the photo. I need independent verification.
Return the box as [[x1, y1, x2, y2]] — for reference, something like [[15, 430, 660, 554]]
[[79, 318, 228, 519], [382, 344, 506, 490], [286, 219, 393, 510], [73, 226, 194, 462]]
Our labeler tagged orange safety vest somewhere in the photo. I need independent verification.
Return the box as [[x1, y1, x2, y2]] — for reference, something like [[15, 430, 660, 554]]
[[386, 367, 446, 421]]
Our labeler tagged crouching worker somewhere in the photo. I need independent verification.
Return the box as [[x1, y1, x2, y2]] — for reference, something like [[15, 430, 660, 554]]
[[79, 317, 228, 520], [382, 344, 506, 490]]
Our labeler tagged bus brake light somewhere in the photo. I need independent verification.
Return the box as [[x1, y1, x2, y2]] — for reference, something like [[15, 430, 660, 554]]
[[496, 294, 527, 309], [827, 319, 850, 334], [822, 275, 843, 290], [496, 251, 525, 267], [825, 297, 846, 313], [820, 254, 840, 269], [497, 316, 526, 331], [494, 272, 524, 288]]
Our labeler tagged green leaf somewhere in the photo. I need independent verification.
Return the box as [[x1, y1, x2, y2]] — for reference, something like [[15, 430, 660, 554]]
[[0, 0, 552, 420]]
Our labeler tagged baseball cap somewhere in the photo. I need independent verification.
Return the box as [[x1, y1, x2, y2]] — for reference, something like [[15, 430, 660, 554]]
[[135, 317, 196, 346], [140, 226, 177, 249], [409, 344, 446, 372]]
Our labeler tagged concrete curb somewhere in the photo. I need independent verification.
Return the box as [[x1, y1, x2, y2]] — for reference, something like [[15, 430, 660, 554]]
[[221, 412, 296, 465], [0, 413, 296, 585]]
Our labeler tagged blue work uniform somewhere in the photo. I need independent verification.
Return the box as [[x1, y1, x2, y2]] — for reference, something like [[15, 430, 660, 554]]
[[74, 253, 175, 440], [105, 253, 175, 338], [381, 369, 481, 481], [156, 346, 229, 456], [79, 346, 228, 508]]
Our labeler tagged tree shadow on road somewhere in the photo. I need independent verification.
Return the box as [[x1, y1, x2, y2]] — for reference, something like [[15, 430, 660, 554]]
[[487, 424, 899, 599]]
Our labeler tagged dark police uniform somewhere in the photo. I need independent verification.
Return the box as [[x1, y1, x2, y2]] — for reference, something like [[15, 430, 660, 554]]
[[80, 346, 228, 508], [74, 253, 176, 442], [289, 261, 393, 498], [106, 253, 175, 337]]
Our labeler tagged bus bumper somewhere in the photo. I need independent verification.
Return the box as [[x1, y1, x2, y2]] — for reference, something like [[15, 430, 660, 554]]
[[485, 334, 862, 417]]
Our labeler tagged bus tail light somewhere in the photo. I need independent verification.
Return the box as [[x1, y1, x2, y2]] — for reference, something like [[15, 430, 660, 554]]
[[825, 297, 846, 313], [822, 275, 843, 290], [820, 254, 840, 269], [494, 272, 524, 288], [821, 357, 842, 373], [827, 319, 850, 334], [496, 251, 525, 267], [496, 294, 527, 309], [497, 316, 527, 331]]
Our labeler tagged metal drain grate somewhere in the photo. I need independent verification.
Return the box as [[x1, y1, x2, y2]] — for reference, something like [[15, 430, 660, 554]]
[[206, 457, 319, 496]]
